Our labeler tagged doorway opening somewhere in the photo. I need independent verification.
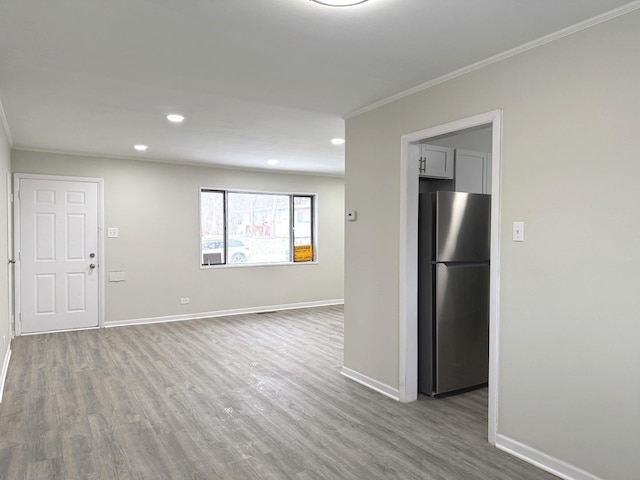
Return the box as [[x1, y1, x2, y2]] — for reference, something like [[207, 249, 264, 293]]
[[399, 110, 502, 445]]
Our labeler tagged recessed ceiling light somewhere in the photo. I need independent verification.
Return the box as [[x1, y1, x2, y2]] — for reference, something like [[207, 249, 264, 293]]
[[134, 144, 148, 151], [166, 114, 185, 123], [310, 0, 369, 6], [267, 159, 279, 166], [331, 138, 345, 145]]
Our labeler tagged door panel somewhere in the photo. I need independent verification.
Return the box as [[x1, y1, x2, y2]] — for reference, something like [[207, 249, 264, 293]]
[[67, 214, 86, 260], [35, 274, 55, 314], [35, 213, 55, 260], [435, 263, 490, 394], [420, 144, 454, 179], [455, 150, 486, 194], [435, 191, 491, 262], [20, 178, 99, 333]]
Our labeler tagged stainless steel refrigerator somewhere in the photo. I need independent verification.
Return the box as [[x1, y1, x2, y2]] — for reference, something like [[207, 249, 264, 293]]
[[418, 191, 491, 396]]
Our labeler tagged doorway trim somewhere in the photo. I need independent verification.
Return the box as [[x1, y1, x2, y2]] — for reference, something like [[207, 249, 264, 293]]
[[14, 173, 105, 336], [398, 110, 502, 445], [6, 173, 13, 341]]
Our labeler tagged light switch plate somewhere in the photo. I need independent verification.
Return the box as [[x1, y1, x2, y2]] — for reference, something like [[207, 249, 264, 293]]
[[107, 227, 119, 238], [513, 221, 524, 242]]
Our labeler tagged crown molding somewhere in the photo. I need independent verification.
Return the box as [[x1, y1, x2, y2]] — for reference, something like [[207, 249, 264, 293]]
[[344, 1, 640, 119]]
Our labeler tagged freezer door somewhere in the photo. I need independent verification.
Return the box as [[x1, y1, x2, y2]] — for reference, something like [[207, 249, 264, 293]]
[[435, 191, 490, 262], [435, 263, 489, 395]]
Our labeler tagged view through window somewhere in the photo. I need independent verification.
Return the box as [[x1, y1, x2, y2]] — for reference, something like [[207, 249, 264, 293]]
[[201, 189, 315, 266]]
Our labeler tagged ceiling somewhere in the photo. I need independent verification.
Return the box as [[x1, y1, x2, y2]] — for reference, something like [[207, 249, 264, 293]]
[[0, 0, 635, 176]]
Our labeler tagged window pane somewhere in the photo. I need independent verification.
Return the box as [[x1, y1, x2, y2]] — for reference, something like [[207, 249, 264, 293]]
[[201, 190, 225, 265], [293, 196, 313, 262], [227, 192, 290, 264]]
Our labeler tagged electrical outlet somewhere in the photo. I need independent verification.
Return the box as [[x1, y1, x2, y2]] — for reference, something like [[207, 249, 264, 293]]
[[180, 297, 190, 305]]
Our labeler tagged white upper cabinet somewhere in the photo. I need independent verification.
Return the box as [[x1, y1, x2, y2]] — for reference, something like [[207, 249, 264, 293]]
[[412, 144, 454, 179], [412, 143, 492, 194], [455, 149, 492, 194]]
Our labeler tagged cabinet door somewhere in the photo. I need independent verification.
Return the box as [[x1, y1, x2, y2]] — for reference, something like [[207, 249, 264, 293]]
[[435, 263, 490, 394], [409, 143, 422, 176], [420, 144, 454, 179], [455, 149, 487, 194]]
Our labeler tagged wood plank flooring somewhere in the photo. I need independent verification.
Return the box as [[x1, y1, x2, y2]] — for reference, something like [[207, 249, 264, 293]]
[[0, 305, 557, 479]]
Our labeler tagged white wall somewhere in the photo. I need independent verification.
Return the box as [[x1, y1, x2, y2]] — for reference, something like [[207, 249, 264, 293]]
[[0, 117, 10, 399], [345, 9, 640, 480], [12, 150, 344, 323]]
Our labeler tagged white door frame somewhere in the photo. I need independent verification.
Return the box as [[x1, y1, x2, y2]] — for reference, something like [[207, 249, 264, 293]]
[[14, 173, 105, 335], [398, 110, 502, 445], [6, 173, 13, 341]]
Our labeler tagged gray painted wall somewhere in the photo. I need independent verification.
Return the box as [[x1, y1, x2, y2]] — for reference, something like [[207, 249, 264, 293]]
[[12, 150, 345, 323], [344, 9, 640, 480]]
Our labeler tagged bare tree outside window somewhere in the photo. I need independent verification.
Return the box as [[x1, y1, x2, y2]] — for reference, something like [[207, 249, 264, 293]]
[[201, 190, 225, 265]]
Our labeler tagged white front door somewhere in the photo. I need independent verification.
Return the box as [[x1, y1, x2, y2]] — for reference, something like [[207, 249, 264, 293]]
[[18, 176, 100, 334]]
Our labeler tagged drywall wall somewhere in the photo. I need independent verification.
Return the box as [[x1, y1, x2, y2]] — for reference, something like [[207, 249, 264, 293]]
[[0, 118, 10, 398], [428, 125, 492, 152], [12, 151, 344, 323], [345, 9, 640, 480]]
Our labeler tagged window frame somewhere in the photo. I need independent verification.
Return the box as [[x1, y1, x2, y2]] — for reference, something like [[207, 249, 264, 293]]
[[199, 187, 318, 268], [291, 194, 315, 263]]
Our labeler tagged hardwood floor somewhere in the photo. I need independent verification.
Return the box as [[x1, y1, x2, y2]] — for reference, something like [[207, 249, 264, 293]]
[[0, 306, 557, 479]]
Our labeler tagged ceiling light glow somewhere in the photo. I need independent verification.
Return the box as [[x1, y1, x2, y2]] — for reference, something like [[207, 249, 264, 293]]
[[331, 138, 345, 145], [267, 159, 279, 165], [166, 114, 185, 123], [310, 0, 369, 6], [134, 144, 148, 151]]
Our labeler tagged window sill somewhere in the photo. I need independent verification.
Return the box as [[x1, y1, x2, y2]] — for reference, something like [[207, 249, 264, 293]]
[[200, 261, 318, 270]]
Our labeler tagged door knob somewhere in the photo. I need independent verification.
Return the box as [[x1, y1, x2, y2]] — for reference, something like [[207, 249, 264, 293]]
[[89, 264, 96, 269], [89, 253, 95, 258]]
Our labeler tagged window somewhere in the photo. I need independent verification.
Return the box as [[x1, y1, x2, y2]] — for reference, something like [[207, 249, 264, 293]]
[[200, 189, 316, 266]]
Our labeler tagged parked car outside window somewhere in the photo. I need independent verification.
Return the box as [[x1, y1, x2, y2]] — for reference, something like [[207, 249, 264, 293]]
[[201, 239, 250, 265]]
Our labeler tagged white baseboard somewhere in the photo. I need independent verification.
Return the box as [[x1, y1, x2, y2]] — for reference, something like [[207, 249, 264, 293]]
[[496, 434, 604, 480], [0, 346, 11, 403], [105, 299, 344, 328], [341, 366, 400, 401]]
